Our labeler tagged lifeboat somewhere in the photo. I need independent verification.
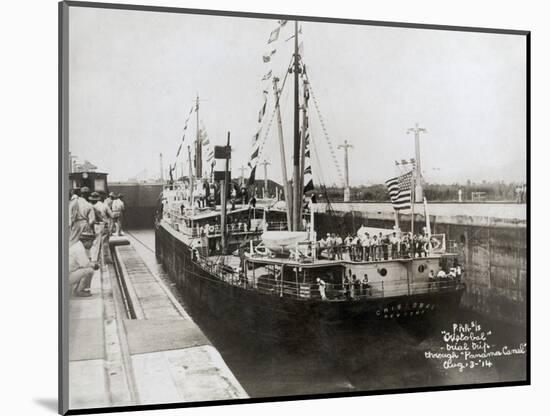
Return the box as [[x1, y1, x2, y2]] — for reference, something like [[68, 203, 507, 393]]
[[261, 231, 308, 252]]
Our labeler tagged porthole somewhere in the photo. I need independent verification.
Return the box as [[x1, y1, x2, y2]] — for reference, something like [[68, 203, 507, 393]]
[[418, 264, 426, 273], [378, 268, 387, 277]]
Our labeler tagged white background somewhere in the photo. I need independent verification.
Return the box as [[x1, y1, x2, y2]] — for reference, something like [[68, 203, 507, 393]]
[[0, 0, 545, 415]]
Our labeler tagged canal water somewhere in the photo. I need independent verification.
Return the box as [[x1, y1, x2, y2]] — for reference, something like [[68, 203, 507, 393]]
[[127, 229, 527, 398]]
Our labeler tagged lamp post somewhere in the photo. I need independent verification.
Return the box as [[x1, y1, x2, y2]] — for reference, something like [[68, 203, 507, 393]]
[[260, 160, 271, 198], [337, 140, 353, 202], [406, 123, 427, 203], [239, 165, 247, 186]]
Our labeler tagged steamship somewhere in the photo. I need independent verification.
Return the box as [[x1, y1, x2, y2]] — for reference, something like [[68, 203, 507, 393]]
[[155, 20, 465, 339]]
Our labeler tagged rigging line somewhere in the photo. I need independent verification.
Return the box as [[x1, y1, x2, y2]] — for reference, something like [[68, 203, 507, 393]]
[[309, 133, 328, 188], [303, 72, 346, 188], [171, 104, 196, 173], [252, 57, 294, 169], [255, 54, 294, 140]]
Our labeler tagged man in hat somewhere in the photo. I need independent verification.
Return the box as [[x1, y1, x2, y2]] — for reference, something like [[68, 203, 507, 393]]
[[104, 191, 116, 233], [69, 186, 95, 247], [111, 193, 126, 236], [390, 231, 400, 259], [104, 191, 115, 210], [89, 192, 113, 263], [69, 231, 99, 297]]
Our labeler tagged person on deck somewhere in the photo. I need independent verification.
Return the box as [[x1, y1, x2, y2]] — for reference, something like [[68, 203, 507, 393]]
[[344, 270, 352, 299], [241, 186, 248, 205], [111, 193, 125, 236], [361, 233, 370, 261], [370, 235, 378, 261], [326, 233, 334, 260], [335, 234, 343, 260], [317, 236, 327, 258], [344, 234, 353, 260], [317, 277, 327, 300], [456, 265, 462, 282], [428, 269, 437, 291], [390, 232, 400, 259], [69, 187, 95, 247], [362, 274, 372, 296], [249, 193, 257, 209], [69, 232, 99, 297]]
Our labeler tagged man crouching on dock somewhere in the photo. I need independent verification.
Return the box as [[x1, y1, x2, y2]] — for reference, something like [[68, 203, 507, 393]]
[[69, 232, 99, 297]]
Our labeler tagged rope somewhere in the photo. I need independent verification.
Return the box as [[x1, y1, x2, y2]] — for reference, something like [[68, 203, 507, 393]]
[[252, 56, 294, 173], [304, 72, 346, 188]]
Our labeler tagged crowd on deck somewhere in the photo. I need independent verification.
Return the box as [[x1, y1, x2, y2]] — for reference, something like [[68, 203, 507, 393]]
[[316, 224, 441, 262], [162, 179, 260, 213], [68, 187, 126, 297]]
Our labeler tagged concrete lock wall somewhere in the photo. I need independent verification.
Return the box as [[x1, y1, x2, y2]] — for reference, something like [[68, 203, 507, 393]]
[[315, 210, 527, 326], [110, 183, 163, 229]]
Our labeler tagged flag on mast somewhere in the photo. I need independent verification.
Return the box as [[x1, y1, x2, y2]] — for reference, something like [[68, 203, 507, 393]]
[[267, 27, 280, 44], [385, 170, 413, 210]]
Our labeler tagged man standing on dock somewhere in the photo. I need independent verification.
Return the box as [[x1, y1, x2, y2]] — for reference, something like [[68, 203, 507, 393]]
[[104, 191, 116, 233], [112, 193, 125, 236], [89, 191, 113, 264], [69, 186, 95, 247]]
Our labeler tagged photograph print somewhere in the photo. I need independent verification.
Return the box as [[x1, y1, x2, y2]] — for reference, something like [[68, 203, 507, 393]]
[[60, 1, 529, 414]]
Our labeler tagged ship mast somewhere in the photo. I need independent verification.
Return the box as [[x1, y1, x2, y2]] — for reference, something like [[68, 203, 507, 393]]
[[292, 20, 301, 231], [273, 76, 293, 229], [195, 93, 202, 179]]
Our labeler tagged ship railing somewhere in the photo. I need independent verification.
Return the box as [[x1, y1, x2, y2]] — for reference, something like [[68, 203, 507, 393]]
[[166, 215, 288, 237], [322, 243, 429, 261], [320, 236, 453, 261], [218, 272, 464, 301], [350, 279, 463, 299], [192, 259, 464, 300]]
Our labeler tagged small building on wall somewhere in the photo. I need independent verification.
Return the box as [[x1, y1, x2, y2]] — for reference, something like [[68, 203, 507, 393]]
[[69, 171, 109, 195]]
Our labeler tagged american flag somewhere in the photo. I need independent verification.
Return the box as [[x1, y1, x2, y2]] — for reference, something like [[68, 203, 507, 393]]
[[385, 170, 413, 210]]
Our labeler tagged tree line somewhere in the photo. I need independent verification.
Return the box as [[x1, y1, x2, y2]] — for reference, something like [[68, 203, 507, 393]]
[[319, 181, 525, 203]]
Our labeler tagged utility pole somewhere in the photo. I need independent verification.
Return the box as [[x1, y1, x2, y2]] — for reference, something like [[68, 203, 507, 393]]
[[260, 160, 271, 198], [406, 122, 427, 203], [338, 140, 353, 202]]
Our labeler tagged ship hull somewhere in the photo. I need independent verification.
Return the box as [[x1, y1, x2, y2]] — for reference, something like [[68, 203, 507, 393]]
[[155, 224, 465, 341]]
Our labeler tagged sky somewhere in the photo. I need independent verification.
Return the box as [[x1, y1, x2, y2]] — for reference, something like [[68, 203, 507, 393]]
[[68, 6, 527, 186]]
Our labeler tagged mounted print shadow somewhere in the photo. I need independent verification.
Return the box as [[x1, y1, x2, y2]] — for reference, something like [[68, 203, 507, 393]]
[[59, 1, 529, 414]]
